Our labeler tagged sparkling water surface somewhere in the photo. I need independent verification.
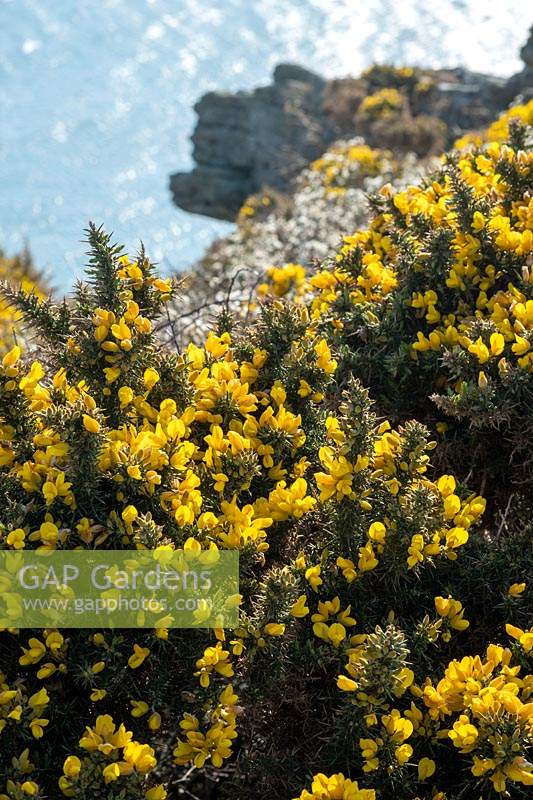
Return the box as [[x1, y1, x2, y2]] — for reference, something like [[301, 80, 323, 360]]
[[0, 0, 531, 289]]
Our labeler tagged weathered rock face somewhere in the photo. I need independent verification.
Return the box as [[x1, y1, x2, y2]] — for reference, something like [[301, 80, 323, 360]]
[[411, 68, 510, 130], [505, 25, 533, 102], [521, 25, 533, 68], [170, 64, 335, 221], [170, 29, 533, 222]]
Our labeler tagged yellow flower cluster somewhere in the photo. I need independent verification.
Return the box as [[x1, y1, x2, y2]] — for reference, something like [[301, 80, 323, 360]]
[[455, 97, 533, 148], [310, 143, 395, 193], [423, 644, 533, 794], [59, 714, 163, 797], [237, 192, 272, 223], [358, 88, 405, 119], [173, 685, 239, 768], [359, 708, 416, 770], [294, 772, 375, 800], [361, 65, 415, 83], [402, 144, 533, 377], [434, 595, 469, 641], [329, 631, 533, 793], [315, 427, 485, 576], [1, 322, 328, 554], [0, 747, 40, 799], [0, 676, 49, 740], [309, 224, 397, 312], [315, 136, 533, 380], [257, 263, 307, 299]]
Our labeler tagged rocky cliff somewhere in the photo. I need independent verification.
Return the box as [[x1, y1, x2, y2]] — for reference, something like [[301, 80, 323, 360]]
[[169, 64, 334, 220], [169, 27, 533, 221]]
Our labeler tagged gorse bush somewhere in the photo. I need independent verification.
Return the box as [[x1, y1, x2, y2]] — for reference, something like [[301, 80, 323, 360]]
[[0, 249, 45, 356], [323, 62, 481, 158], [260, 100, 533, 511], [0, 106, 532, 800], [352, 68, 448, 158], [455, 98, 533, 149]]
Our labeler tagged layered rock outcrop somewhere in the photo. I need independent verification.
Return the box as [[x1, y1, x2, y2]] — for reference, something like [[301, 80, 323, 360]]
[[505, 24, 533, 101], [169, 64, 334, 220], [170, 28, 533, 221]]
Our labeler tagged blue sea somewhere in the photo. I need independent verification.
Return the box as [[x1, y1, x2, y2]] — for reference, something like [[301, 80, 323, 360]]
[[1, 0, 531, 289]]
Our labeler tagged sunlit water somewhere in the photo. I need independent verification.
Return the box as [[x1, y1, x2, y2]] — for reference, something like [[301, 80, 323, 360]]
[[1, 0, 531, 289]]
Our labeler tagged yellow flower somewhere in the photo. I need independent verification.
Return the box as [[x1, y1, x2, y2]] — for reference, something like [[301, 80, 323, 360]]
[[6, 528, 26, 549], [290, 595, 310, 618], [29, 717, 49, 738], [118, 385, 134, 406], [63, 756, 81, 779], [449, 716, 478, 751], [382, 711, 413, 743], [359, 738, 380, 772], [434, 596, 469, 637], [477, 370, 488, 389], [263, 623, 285, 636], [358, 542, 378, 572], [41, 474, 72, 508], [407, 534, 424, 568], [194, 642, 234, 687], [104, 366, 121, 383], [82, 414, 100, 433], [394, 667, 414, 695], [314, 338, 337, 375], [130, 700, 149, 717], [145, 787, 168, 800], [102, 763, 121, 784], [313, 621, 347, 648], [505, 623, 533, 652], [508, 582, 526, 597], [123, 740, 157, 773], [144, 368, 160, 390], [443, 493, 461, 518], [122, 505, 138, 525], [512, 334, 530, 356], [37, 663, 57, 680], [294, 772, 375, 799], [28, 688, 49, 708], [445, 526, 469, 551], [336, 556, 357, 583], [395, 743, 413, 764], [305, 565, 323, 591], [337, 675, 358, 692], [20, 783, 39, 796], [19, 637, 46, 665], [128, 644, 150, 669], [79, 714, 132, 753], [489, 332, 505, 356], [148, 712, 162, 730], [2, 344, 21, 367], [418, 757, 436, 780], [368, 521, 386, 545], [468, 337, 489, 363]]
